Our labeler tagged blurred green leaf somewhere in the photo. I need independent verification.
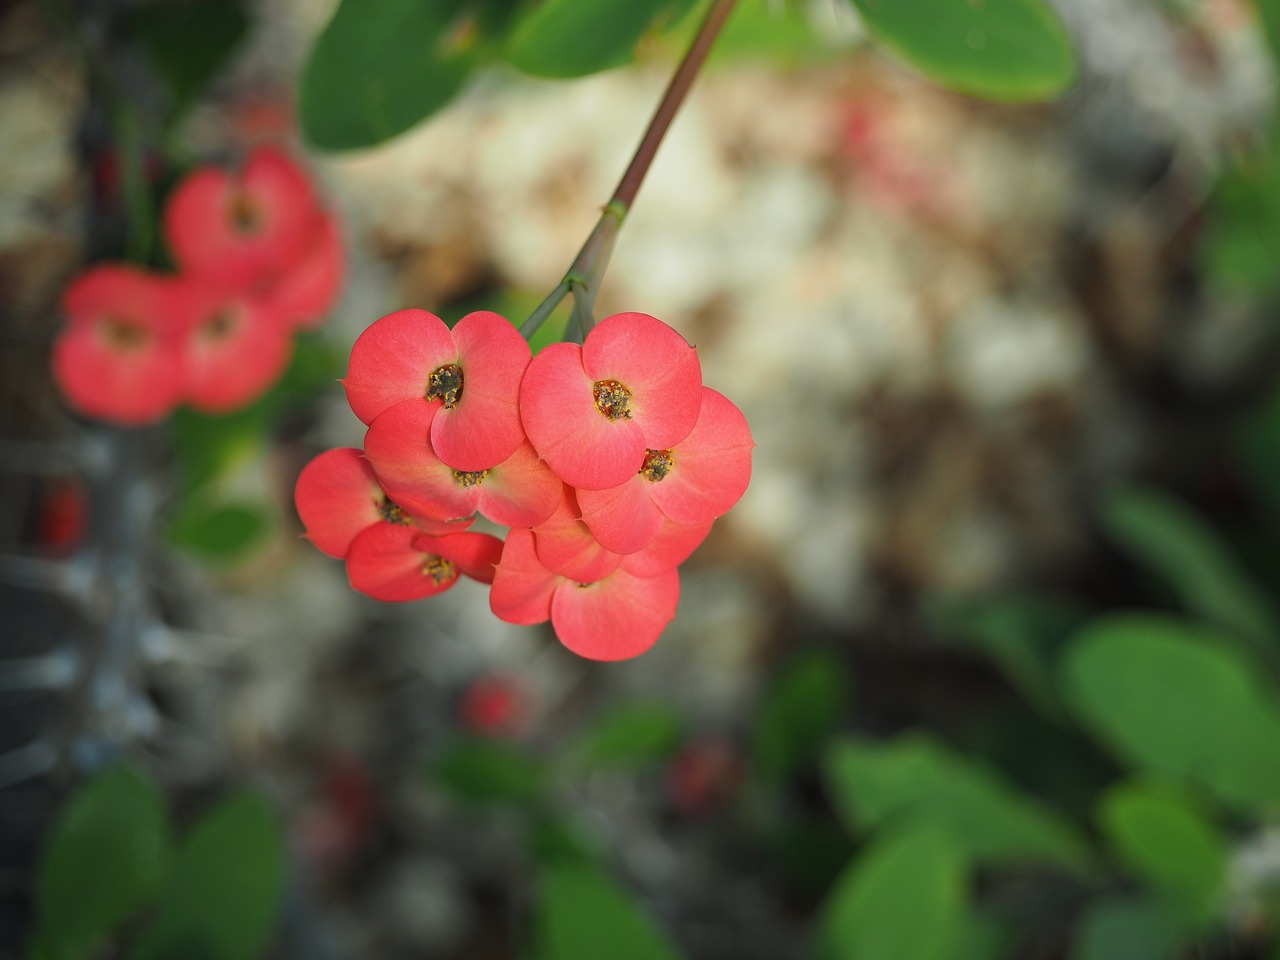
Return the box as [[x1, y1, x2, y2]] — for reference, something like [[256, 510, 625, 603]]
[[752, 650, 848, 782], [846, 0, 1076, 103], [1062, 614, 1280, 810], [707, 0, 826, 66], [506, 0, 698, 78], [1252, 0, 1280, 74], [128, 1, 249, 116], [529, 812, 596, 865], [1097, 779, 1226, 921], [1236, 380, 1280, 523], [129, 792, 284, 960], [815, 823, 967, 960], [533, 863, 683, 960], [431, 738, 543, 806], [300, 0, 478, 151], [572, 702, 684, 769], [170, 407, 265, 496], [953, 913, 1011, 960], [934, 592, 1086, 719], [35, 767, 171, 960], [1102, 487, 1278, 657], [1070, 896, 1184, 960], [167, 499, 272, 562], [823, 733, 1093, 873], [1201, 140, 1280, 296]]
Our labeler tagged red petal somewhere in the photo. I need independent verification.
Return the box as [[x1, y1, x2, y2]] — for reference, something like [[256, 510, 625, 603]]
[[260, 211, 344, 330], [363, 399, 478, 521], [550, 565, 680, 661], [620, 518, 713, 577], [476, 441, 562, 527], [294, 447, 384, 558], [346, 523, 459, 602], [581, 312, 702, 449], [181, 283, 293, 413], [489, 528, 559, 625], [649, 387, 755, 524], [532, 487, 622, 583], [576, 474, 664, 554], [343, 309, 456, 425], [52, 266, 188, 425], [519, 341, 646, 490], [429, 311, 530, 471], [412, 530, 504, 584]]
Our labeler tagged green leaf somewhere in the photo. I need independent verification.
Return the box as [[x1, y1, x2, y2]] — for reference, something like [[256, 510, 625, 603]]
[[1097, 779, 1227, 921], [170, 406, 267, 496], [1062, 614, 1280, 810], [299, 0, 479, 151], [1070, 896, 1185, 960], [1102, 487, 1278, 656], [167, 499, 271, 563], [1201, 143, 1280, 296], [815, 823, 967, 960], [430, 737, 543, 806], [129, 792, 285, 960], [533, 863, 682, 960], [506, 0, 699, 78], [1252, 0, 1280, 65], [35, 767, 171, 960], [751, 650, 848, 782], [1236, 379, 1280, 523], [846, 0, 1076, 102], [823, 733, 1093, 873], [572, 702, 684, 769], [128, 1, 249, 116]]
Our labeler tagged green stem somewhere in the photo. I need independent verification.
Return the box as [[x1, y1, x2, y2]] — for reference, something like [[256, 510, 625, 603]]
[[519, 0, 737, 340]]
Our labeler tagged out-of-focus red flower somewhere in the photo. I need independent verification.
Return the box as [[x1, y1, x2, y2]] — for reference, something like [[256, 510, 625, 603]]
[[519, 312, 703, 490], [489, 528, 680, 661], [666, 736, 745, 817], [35, 477, 89, 555], [52, 265, 190, 425], [458, 675, 532, 737]]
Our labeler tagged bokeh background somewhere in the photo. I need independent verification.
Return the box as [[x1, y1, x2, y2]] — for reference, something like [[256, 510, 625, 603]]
[[4, 0, 1280, 957]]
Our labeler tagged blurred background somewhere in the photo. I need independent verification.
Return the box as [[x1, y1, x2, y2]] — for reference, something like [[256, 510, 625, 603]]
[[4, 0, 1280, 957]]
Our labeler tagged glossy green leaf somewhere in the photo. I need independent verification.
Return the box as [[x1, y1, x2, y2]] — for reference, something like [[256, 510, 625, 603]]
[[506, 0, 699, 78], [1097, 779, 1226, 920], [167, 500, 271, 562], [1070, 896, 1185, 960], [1102, 487, 1278, 655], [847, 0, 1076, 102], [752, 650, 848, 782], [129, 792, 285, 960], [1063, 614, 1280, 810], [572, 702, 684, 768], [35, 767, 171, 960], [823, 733, 1092, 873], [815, 823, 967, 960], [300, 0, 478, 150], [431, 738, 543, 806], [533, 863, 682, 960], [128, 1, 249, 116]]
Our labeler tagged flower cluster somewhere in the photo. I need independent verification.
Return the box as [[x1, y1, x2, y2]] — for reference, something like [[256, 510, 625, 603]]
[[295, 310, 753, 661], [53, 145, 342, 425]]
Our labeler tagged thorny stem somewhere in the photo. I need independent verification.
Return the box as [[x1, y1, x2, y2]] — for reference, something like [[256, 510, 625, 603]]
[[519, 0, 738, 341]]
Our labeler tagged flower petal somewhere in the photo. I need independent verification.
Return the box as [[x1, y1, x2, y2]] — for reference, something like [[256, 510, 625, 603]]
[[576, 474, 664, 554], [181, 283, 293, 414], [620, 518, 714, 577], [294, 447, 385, 558], [346, 522, 459, 602], [363, 399, 477, 521], [431, 311, 531, 471], [532, 487, 622, 583], [260, 211, 344, 331], [581, 312, 703, 449], [412, 530, 504, 584], [519, 341, 646, 490], [489, 527, 559, 625], [344, 309, 457, 425], [550, 565, 680, 661], [477, 442, 562, 528], [649, 387, 755, 525]]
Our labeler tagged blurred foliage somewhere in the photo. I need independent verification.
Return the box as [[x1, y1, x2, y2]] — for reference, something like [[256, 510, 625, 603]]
[[126, 0, 249, 120], [29, 769, 284, 960]]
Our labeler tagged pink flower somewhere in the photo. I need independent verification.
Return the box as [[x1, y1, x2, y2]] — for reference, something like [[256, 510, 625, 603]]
[[344, 309, 531, 471], [347, 523, 503, 603], [489, 528, 680, 661], [294, 446, 470, 559], [576, 387, 753, 553], [52, 265, 189, 425], [164, 144, 320, 286], [519, 312, 703, 490], [363, 399, 561, 527], [257, 212, 344, 331]]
